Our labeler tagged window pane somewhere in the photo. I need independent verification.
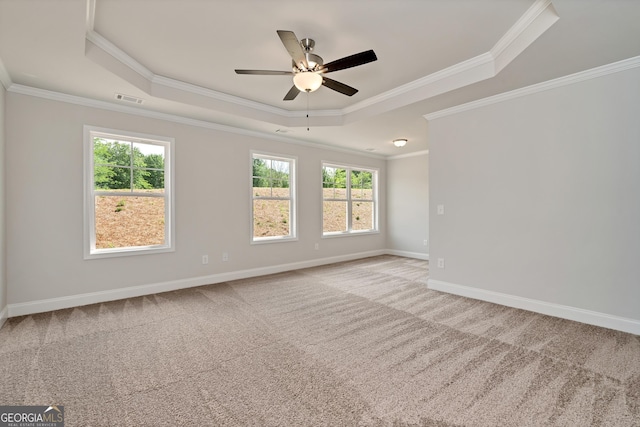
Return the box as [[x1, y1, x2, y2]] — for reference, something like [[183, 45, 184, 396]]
[[132, 170, 165, 192], [253, 158, 270, 178], [323, 201, 347, 232], [94, 166, 131, 190], [94, 138, 131, 166], [94, 195, 165, 249], [323, 167, 346, 187], [140, 170, 165, 192], [253, 186, 272, 197], [351, 170, 373, 199], [352, 201, 374, 231], [271, 160, 289, 175], [322, 187, 336, 199], [322, 166, 347, 199], [334, 188, 348, 199], [253, 199, 290, 237], [322, 187, 347, 200], [271, 186, 290, 198], [138, 143, 165, 190], [133, 142, 165, 160]]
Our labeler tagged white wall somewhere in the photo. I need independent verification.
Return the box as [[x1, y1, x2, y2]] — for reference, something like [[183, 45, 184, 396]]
[[0, 84, 6, 326], [428, 65, 640, 332], [387, 152, 429, 258], [5, 92, 387, 311]]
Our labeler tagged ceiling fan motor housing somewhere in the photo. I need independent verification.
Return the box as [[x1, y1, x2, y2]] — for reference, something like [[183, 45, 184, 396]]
[[293, 38, 323, 71]]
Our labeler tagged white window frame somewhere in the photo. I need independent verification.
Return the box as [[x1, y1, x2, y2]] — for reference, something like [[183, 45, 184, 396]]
[[322, 162, 379, 237], [83, 125, 175, 259], [251, 151, 297, 244]]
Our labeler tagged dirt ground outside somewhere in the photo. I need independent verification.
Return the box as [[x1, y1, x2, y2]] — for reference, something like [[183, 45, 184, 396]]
[[94, 188, 374, 248], [95, 195, 165, 249]]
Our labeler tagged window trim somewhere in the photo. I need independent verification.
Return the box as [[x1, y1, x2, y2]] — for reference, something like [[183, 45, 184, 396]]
[[250, 150, 298, 244], [322, 161, 379, 237], [83, 125, 175, 259]]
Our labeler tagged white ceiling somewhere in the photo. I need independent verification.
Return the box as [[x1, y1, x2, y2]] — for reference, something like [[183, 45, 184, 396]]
[[1, 0, 639, 157]]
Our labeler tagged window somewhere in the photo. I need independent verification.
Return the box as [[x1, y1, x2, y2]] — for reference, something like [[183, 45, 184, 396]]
[[84, 126, 174, 258], [323, 163, 377, 235], [251, 152, 296, 242]]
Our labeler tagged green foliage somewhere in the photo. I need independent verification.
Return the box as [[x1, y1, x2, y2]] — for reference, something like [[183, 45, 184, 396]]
[[351, 170, 372, 189], [323, 167, 346, 188], [323, 167, 372, 191], [144, 154, 165, 189], [252, 157, 290, 189], [93, 138, 165, 190]]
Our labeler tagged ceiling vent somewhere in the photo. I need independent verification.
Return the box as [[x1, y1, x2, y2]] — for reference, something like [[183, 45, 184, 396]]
[[115, 93, 144, 104]]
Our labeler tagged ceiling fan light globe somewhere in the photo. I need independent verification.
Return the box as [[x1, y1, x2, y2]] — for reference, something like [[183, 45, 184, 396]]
[[294, 72, 323, 93]]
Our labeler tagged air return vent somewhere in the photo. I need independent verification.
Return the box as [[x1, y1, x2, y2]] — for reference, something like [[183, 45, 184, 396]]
[[115, 93, 144, 104]]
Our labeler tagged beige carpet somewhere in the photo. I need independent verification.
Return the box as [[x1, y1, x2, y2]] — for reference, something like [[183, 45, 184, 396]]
[[1, 255, 639, 426]]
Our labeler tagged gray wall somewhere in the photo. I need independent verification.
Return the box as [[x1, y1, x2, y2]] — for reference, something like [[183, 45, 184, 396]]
[[428, 66, 640, 322], [387, 152, 429, 258], [0, 84, 6, 322], [5, 93, 387, 307]]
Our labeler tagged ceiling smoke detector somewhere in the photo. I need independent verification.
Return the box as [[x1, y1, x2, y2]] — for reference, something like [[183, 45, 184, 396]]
[[115, 93, 144, 105]]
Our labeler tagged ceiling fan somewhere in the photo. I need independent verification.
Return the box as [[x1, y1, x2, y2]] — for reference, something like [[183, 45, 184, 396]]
[[235, 30, 377, 101]]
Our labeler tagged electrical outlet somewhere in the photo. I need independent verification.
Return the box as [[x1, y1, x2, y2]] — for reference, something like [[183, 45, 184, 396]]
[[314, 243, 319, 250], [437, 258, 445, 269], [222, 252, 229, 262], [202, 255, 209, 265], [437, 205, 445, 215], [423, 239, 428, 246]]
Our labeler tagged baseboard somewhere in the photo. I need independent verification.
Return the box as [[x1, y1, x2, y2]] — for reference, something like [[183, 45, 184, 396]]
[[428, 279, 640, 336], [7, 249, 386, 317], [0, 305, 7, 330], [386, 249, 429, 260]]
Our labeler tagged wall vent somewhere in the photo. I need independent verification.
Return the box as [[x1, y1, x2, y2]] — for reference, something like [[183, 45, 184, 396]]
[[115, 93, 144, 104]]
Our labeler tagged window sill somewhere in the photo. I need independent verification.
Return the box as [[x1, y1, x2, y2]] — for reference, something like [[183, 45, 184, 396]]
[[84, 245, 174, 260], [251, 236, 299, 245], [322, 230, 379, 238]]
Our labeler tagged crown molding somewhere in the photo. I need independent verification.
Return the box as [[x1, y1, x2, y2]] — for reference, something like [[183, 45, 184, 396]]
[[7, 84, 386, 159], [423, 55, 640, 121], [85, 0, 96, 32], [387, 150, 429, 160], [85, 30, 155, 81], [0, 56, 12, 90], [491, 0, 558, 73], [150, 74, 294, 117], [343, 53, 494, 115]]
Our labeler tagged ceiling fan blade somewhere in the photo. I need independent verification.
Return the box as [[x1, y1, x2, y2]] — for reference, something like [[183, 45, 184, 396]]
[[320, 50, 377, 74], [277, 30, 308, 70], [283, 85, 300, 101], [322, 77, 358, 96], [235, 70, 293, 75]]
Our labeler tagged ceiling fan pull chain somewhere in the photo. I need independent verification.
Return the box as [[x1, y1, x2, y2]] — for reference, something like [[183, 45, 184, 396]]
[[307, 91, 310, 131]]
